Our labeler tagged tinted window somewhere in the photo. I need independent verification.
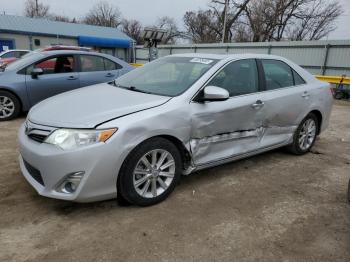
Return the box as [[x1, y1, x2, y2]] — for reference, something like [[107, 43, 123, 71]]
[[1, 51, 16, 58], [207, 59, 259, 97], [261, 60, 294, 90], [104, 58, 122, 70], [293, 70, 306, 85], [29, 55, 75, 74], [80, 55, 105, 72], [19, 51, 29, 57]]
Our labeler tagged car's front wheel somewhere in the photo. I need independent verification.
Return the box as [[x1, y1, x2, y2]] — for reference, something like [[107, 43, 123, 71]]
[[287, 113, 319, 155], [118, 137, 182, 206], [0, 91, 20, 121]]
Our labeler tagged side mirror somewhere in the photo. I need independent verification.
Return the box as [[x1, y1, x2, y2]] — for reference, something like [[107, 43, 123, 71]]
[[201, 86, 229, 102], [31, 68, 44, 79]]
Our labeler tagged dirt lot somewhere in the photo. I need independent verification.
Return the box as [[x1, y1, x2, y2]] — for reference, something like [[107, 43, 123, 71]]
[[0, 101, 349, 262]]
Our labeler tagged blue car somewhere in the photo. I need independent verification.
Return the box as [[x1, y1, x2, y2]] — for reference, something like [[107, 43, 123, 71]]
[[0, 50, 133, 121]]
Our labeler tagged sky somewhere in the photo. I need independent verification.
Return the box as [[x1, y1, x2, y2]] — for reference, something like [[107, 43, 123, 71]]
[[1, 0, 349, 40]]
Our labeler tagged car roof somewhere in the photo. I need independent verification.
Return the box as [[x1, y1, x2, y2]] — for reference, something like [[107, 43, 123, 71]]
[[169, 53, 288, 61], [1, 49, 30, 53], [39, 50, 122, 61]]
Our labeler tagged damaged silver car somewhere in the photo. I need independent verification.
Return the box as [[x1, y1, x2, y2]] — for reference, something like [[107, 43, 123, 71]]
[[18, 54, 333, 206]]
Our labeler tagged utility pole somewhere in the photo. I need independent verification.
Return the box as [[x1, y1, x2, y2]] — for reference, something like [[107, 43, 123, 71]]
[[221, 0, 229, 43], [35, 0, 39, 17]]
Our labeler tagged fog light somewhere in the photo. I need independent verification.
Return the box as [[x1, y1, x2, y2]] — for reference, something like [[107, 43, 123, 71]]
[[56, 171, 85, 194]]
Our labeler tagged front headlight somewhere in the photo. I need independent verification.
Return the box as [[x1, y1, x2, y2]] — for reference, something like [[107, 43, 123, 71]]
[[44, 128, 117, 150]]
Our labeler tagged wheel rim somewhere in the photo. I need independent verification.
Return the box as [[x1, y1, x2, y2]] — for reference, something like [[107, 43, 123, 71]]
[[133, 149, 176, 199], [0, 95, 15, 119], [298, 119, 317, 151]]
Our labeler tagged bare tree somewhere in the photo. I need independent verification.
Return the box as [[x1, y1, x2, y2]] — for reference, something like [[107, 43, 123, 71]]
[[243, 0, 342, 42], [287, 0, 342, 40], [121, 19, 144, 44], [83, 1, 122, 27], [24, 0, 49, 18], [210, 0, 251, 42], [155, 16, 181, 44], [183, 10, 221, 43]]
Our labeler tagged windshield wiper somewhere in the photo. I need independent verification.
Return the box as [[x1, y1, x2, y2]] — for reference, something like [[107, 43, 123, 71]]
[[114, 82, 153, 95]]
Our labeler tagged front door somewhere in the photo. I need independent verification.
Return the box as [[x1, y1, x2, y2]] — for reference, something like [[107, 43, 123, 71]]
[[190, 59, 265, 165], [25, 55, 80, 106]]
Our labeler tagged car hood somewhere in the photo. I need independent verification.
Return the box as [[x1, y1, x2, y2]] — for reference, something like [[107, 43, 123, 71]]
[[28, 83, 171, 128]]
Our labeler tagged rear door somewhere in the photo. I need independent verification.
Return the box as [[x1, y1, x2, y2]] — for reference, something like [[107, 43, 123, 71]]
[[78, 55, 122, 87], [256, 59, 310, 148], [25, 54, 80, 106]]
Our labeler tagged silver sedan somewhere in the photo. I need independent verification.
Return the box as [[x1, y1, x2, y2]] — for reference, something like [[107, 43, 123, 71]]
[[18, 54, 333, 206]]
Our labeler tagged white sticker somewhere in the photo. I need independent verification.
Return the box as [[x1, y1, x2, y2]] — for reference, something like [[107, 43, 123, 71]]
[[190, 58, 214, 65]]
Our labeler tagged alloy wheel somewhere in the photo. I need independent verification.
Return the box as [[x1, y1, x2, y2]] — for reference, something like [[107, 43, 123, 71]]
[[298, 118, 317, 151], [0, 96, 15, 119], [133, 149, 176, 199]]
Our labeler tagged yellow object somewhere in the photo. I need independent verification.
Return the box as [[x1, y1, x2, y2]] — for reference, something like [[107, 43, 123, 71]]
[[130, 63, 143, 68], [315, 75, 350, 85]]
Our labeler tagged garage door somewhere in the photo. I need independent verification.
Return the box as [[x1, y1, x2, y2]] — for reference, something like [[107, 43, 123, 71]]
[[0, 39, 14, 52]]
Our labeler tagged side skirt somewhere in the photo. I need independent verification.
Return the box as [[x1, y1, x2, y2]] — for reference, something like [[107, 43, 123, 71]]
[[185, 141, 291, 175]]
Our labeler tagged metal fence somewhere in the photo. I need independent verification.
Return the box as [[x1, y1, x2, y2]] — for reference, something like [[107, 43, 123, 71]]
[[135, 40, 350, 76]]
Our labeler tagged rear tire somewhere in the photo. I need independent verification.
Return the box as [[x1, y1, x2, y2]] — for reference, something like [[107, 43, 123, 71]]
[[287, 113, 319, 155], [118, 137, 182, 206], [0, 91, 20, 121]]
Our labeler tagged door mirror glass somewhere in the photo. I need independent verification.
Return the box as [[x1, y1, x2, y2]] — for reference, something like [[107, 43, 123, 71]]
[[202, 86, 229, 101], [31, 68, 44, 78]]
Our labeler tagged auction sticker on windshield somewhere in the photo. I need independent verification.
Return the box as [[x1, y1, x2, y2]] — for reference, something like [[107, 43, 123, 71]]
[[190, 58, 214, 65]]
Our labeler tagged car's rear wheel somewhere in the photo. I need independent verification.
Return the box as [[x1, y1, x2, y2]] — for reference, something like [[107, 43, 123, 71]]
[[0, 91, 20, 121], [287, 113, 318, 155], [118, 137, 182, 206]]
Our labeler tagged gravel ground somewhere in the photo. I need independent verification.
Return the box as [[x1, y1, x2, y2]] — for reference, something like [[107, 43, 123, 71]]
[[0, 101, 349, 262]]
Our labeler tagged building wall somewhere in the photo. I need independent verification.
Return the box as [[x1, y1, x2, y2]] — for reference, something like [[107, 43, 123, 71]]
[[0, 33, 77, 50]]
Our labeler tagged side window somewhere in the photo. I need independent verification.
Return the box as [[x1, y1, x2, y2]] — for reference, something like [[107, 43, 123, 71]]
[[1, 52, 14, 58], [104, 58, 122, 70], [293, 70, 306, 85], [30, 55, 75, 74], [207, 59, 259, 97], [261, 60, 294, 90], [19, 51, 28, 58], [80, 55, 105, 72]]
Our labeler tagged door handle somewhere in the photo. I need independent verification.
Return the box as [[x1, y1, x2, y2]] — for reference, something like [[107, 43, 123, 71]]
[[301, 91, 310, 98], [251, 100, 265, 109], [105, 73, 115, 77], [67, 76, 77, 80]]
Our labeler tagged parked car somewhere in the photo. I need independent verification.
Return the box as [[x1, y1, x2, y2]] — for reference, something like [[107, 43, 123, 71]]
[[0, 49, 30, 68], [0, 50, 133, 120], [18, 54, 333, 206]]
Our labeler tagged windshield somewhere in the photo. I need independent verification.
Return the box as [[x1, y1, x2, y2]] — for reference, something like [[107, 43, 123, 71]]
[[5, 52, 42, 71], [114, 56, 219, 97]]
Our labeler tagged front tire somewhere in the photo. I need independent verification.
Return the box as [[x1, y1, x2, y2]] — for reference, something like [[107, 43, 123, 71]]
[[118, 138, 182, 206], [0, 91, 20, 121], [287, 113, 319, 155]]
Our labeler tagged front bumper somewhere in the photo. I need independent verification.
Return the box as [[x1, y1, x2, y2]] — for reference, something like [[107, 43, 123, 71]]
[[18, 123, 122, 202]]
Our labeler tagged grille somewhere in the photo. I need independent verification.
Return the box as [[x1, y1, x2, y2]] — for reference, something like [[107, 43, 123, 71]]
[[28, 133, 48, 143], [23, 159, 45, 186], [25, 120, 54, 143]]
